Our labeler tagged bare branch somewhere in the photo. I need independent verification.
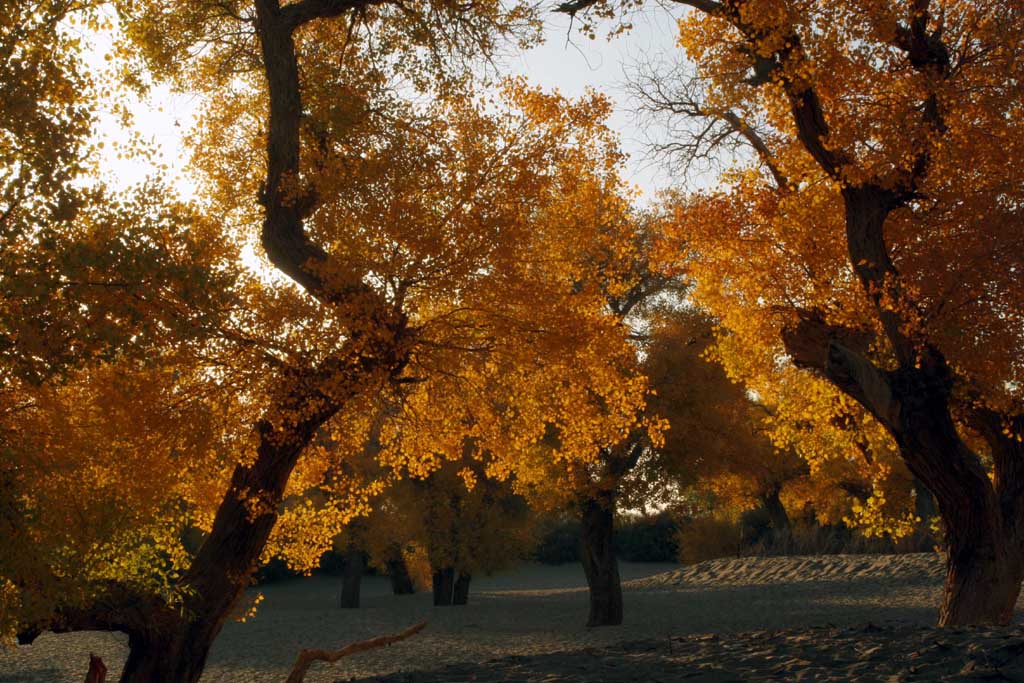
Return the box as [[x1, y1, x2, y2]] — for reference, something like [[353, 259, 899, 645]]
[[284, 621, 427, 683]]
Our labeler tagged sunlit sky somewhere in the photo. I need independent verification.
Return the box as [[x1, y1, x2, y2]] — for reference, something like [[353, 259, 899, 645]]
[[90, 5, 692, 203], [503, 6, 689, 199]]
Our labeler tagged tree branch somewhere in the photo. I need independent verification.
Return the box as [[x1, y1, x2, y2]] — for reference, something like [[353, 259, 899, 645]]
[[281, 0, 387, 31], [780, 310, 899, 432], [284, 621, 427, 683]]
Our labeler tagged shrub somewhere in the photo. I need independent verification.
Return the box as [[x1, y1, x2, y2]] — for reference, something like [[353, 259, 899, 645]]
[[533, 518, 582, 564], [676, 516, 744, 564], [616, 513, 679, 562]]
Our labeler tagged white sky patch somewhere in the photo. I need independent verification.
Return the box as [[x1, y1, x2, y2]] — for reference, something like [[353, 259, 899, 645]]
[[83, 8, 689, 202], [74, 17, 199, 198], [502, 7, 688, 202]]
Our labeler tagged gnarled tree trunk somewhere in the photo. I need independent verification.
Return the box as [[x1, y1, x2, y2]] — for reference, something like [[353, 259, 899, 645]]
[[580, 493, 622, 627], [118, 404, 348, 683], [784, 313, 1024, 626]]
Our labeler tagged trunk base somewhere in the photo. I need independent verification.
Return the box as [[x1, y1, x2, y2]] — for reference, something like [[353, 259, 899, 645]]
[[432, 567, 455, 606], [939, 546, 1022, 626], [581, 495, 623, 627], [453, 573, 471, 605]]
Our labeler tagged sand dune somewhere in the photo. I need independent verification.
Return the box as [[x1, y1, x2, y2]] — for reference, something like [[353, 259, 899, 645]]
[[3, 553, 1021, 683], [626, 552, 946, 589]]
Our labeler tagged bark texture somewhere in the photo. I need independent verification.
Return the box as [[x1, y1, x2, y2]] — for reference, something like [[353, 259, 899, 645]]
[[387, 556, 416, 595], [452, 573, 471, 605], [580, 494, 622, 627], [340, 547, 364, 608], [432, 567, 455, 606]]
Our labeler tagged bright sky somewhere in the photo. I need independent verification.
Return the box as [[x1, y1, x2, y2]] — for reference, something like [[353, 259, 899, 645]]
[[502, 6, 689, 200], [91, 6, 691, 202]]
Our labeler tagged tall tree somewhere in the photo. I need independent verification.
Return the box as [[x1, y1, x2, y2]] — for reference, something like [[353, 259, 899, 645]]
[[6, 5, 653, 682], [562, 0, 1024, 625]]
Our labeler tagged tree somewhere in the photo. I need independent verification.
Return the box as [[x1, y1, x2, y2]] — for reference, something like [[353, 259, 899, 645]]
[[561, 0, 1024, 625], [383, 457, 537, 607], [5, 4, 654, 681], [631, 308, 807, 528]]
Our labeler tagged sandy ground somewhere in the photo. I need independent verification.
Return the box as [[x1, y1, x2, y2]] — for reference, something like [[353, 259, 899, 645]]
[[4, 554, 1024, 682]]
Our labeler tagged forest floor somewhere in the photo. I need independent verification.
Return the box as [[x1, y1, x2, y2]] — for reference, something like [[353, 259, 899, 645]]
[[5, 554, 1024, 682]]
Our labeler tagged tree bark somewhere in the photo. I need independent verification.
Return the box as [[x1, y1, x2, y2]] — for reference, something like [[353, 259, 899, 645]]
[[387, 556, 415, 595], [580, 494, 622, 627], [452, 572, 471, 605], [116, 356, 384, 682], [759, 483, 790, 532], [85, 654, 107, 683], [784, 316, 1024, 625], [432, 567, 455, 606], [340, 547, 364, 608]]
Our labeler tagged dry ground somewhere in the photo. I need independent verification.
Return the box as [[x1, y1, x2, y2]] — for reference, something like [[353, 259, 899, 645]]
[[4, 555, 1024, 682]]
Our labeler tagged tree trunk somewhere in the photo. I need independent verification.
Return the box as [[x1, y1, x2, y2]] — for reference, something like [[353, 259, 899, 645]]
[[340, 547, 364, 608], [387, 556, 415, 595], [432, 567, 455, 606], [452, 572, 471, 605], [117, 404, 349, 682], [759, 483, 790, 532], [119, 623, 218, 683], [940, 523, 1022, 626], [580, 494, 622, 627], [783, 310, 1024, 625], [897, 378, 1023, 626], [85, 654, 107, 683]]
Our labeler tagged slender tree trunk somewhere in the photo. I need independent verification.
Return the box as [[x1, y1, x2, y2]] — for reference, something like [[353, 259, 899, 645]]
[[759, 483, 790, 532], [85, 654, 107, 683], [432, 567, 455, 606], [580, 494, 622, 627], [340, 547, 364, 608], [452, 572, 471, 605], [387, 556, 415, 595]]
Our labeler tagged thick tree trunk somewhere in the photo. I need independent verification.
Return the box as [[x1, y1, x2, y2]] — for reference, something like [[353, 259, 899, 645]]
[[432, 567, 455, 606], [580, 494, 622, 627], [940, 526, 1022, 626], [452, 573, 471, 605], [785, 313, 1024, 625], [896, 379, 1023, 626], [340, 548, 364, 608], [117, 398, 352, 682], [387, 556, 415, 595], [119, 622, 218, 683]]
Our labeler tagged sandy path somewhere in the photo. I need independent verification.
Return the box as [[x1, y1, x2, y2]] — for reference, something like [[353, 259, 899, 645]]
[[2, 554, 1019, 682]]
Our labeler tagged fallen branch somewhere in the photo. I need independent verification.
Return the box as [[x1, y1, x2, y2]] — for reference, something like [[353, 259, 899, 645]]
[[284, 621, 427, 683]]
